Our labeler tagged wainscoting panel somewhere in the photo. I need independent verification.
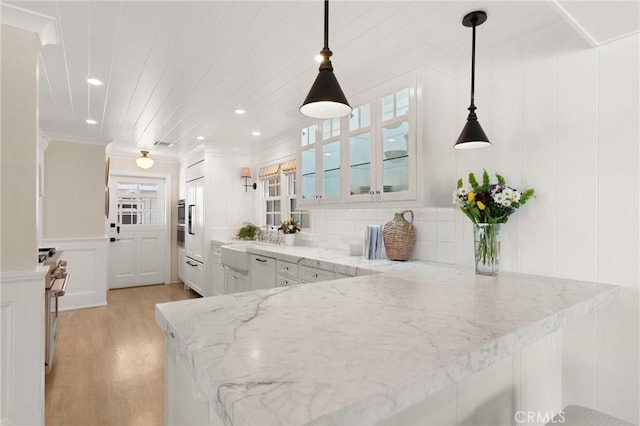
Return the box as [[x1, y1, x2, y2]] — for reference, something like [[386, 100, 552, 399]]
[[0, 268, 46, 426], [42, 237, 108, 311]]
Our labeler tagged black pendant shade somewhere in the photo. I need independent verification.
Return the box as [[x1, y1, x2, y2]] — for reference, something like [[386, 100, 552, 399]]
[[300, 0, 352, 119], [455, 11, 491, 150]]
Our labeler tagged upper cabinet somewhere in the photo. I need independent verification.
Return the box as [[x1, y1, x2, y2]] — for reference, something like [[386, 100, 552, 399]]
[[298, 74, 417, 207]]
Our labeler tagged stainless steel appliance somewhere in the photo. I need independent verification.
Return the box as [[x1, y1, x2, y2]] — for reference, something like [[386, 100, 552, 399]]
[[177, 199, 185, 247], [39, 248, 69, 373]]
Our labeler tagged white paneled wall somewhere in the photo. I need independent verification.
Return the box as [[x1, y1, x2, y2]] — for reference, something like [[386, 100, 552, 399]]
[[262, 33, 638, 424], [449, 34, 639, 423]]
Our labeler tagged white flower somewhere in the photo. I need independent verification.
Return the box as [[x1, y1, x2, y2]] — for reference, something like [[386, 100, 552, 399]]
[[452, 191, 459, 205], [493, 192, 505, 204], [457, 187, 469, 196], [502, 188, 514, 200], [512, 190, 521, 202], [502, 198, 512, 207]]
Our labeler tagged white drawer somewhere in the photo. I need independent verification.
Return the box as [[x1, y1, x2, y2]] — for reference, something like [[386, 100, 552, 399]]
[[277, 260, 298, 279], [277, 276, 299, 287], [251, 255, 276, 268], [299, 265, 335, 283]]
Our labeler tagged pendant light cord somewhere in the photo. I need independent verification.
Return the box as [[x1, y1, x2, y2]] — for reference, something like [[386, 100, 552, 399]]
[[468, 15, 478, 118], [324, 0, 329, 50], [319, 0, 333, 71]]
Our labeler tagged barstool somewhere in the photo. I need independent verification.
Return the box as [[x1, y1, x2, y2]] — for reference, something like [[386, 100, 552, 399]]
[[546, 405, 633, 426]]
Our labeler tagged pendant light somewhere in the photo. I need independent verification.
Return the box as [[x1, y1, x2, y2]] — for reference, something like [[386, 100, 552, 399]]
[[136, 150, 154, 169], [454, 11, 491, 150], [300, 0, 352, 119]]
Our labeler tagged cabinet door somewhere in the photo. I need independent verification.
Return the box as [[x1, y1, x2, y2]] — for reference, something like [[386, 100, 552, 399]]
[[298, 121, 342, 206], [345, 101, 375, 202], [225, 269, 249, 294], [249, 255, 276, 290], [185, 178, 204, 262], [211, 246, 225, 296], [376, 86, 416, 202], [177, 247, 186, 281]]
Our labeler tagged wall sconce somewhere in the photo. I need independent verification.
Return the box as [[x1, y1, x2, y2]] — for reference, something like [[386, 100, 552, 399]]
[[241, 167, 257, 192], [136, 150, 154, 169]]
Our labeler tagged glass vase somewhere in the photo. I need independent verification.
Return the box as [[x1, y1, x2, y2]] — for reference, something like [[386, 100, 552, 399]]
[[473, 223, 500, 275]]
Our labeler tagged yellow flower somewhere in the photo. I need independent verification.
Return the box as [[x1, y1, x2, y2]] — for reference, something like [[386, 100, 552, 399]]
[[477, 201, 486, 210], [467, 192, 475, 201]]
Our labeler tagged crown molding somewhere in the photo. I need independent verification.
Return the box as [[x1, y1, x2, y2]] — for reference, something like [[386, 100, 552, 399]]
[[46, 132, 112, 146], [0, 3, 58, 46]]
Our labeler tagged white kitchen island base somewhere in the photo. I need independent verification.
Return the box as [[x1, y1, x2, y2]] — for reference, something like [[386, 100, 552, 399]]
[[156, 261, 618, 425]]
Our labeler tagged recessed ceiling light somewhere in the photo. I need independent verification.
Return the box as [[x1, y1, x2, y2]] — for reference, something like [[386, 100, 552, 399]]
[[86, 119, 97, 124], [235, 108, 246, 115], [252, 131, 261, 136], [196, 136, 205, 140], [87, 78, 103, 86]]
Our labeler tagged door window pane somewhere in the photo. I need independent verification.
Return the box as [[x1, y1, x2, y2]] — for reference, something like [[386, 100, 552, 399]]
[[381, 121, 409, 193], [323, 141, 340, 198], [116, 182, 160, 226], [349, 132, 371, 195]]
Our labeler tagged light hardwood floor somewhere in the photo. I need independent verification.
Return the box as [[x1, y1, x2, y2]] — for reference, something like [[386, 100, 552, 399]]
[[45, 283, 199, 426]]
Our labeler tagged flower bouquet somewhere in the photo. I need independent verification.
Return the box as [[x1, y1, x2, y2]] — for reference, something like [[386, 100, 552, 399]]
[[278, 218, 301, 245], [278, 218, 301, 234], [453, 170, 534, 274]]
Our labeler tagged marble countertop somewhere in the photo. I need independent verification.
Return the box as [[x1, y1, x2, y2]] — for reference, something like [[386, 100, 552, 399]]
[[156, 250, 619, 425]]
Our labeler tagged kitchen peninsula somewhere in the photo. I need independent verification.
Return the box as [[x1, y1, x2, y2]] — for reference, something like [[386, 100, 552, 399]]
[[155, 246, 619, 425]]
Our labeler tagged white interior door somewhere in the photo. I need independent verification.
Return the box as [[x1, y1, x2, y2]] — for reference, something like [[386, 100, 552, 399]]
[[108, 176, 167, 288]]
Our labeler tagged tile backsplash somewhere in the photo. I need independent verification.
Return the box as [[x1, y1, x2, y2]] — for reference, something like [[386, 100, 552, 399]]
[[304, 207, 456, 263]]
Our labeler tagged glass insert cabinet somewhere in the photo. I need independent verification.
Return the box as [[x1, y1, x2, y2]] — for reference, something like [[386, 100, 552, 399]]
[[298, 77, 417, 206]]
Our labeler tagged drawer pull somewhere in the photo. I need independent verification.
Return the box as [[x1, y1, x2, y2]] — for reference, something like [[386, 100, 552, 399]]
[[255, 258, 267, 263]]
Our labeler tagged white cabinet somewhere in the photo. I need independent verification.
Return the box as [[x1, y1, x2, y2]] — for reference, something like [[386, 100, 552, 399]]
[[211, 243, 225, 296], [299, 265, 335, 284], [299, 77, 417, 207], [225, 267, 249, 294], [185, 177, 204, 262], [177, 247, 186, 282], [249, 255, 276, 290], [277, 259, 299, 287], [184, 257, 204, 295]]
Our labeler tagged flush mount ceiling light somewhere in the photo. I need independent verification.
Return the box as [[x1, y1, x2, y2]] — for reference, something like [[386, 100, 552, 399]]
[[300, 0, 352, 119], [234, 108, 246, 115], [136, 150, 154, 169], [87, 78, 103, 86], [86, 119, 97, 124], [196, 136, 205, 140], [252, 131, 261, 136], [454, 11, 491, 150]]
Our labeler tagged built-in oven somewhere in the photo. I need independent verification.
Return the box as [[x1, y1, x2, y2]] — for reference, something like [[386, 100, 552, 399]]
[[177, 199, 185, 247], [39, 248, 69, 373]]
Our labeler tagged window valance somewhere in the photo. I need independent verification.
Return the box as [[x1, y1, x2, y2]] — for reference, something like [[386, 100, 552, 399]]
[[281, 160, 296, 175], [259, 164, 280, 180]]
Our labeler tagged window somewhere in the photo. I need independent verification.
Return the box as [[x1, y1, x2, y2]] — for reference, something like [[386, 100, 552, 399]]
[[301, 124, 317, 147], [286, 173, 310, 229], [263, 176, 281, 226], [260, 160, 311, 230], [116, 182, 159, 225]]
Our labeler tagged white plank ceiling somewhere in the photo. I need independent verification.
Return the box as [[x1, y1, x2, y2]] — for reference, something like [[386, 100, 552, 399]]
[[5, 0, 638, 158]]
